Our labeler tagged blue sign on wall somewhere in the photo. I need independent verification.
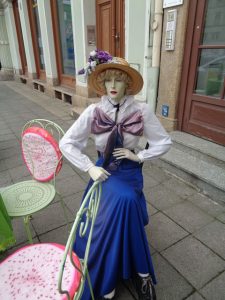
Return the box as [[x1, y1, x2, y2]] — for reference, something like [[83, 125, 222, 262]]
[[162, 105, 169, 117]]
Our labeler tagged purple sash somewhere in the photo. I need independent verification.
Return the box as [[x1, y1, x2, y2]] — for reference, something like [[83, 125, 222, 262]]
[[91, 107, 143, 166]]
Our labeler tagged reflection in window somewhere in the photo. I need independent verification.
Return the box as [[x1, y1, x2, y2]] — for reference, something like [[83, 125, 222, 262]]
[[32, 0, 45, 69], [57, 0, 75, 76], [202, 0, 225, 45], [195, 49, 225, 97]]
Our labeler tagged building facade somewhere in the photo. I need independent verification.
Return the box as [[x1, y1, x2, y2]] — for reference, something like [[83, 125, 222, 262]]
[[1, 0, 225, 146]]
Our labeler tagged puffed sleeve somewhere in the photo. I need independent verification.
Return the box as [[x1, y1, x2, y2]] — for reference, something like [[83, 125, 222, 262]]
[[136, 104, 172, 162], [59, 104, 95, 172]]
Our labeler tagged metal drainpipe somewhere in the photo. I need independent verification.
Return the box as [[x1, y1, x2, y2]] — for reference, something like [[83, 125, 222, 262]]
[[146, 0, 163, 112]]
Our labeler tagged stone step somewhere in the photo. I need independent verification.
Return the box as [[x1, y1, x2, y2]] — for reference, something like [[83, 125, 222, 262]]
[[170, 131, 225, 164], [153, 132, 225, 204]]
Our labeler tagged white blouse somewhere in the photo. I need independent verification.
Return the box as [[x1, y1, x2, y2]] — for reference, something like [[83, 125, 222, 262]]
[[59, 95, 172, 172]]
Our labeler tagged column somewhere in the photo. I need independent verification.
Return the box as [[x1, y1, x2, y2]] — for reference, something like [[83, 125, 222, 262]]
[[37, 0, 58, 86], [3, 0, 22, 75], [18, 0, 36, 79]]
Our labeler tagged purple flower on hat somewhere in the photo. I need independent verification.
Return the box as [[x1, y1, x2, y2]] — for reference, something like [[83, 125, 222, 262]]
[[78, 49, 112, 76]]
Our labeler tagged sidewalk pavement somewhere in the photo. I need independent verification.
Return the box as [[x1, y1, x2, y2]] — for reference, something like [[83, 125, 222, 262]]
[[0, 81, 225, 300]]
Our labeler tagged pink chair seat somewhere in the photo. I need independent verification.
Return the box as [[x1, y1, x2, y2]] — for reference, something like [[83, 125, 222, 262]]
[[0, 243, 81, 300]]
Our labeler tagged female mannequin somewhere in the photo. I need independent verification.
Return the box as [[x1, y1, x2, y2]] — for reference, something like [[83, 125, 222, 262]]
[[59, 52, 172, 300]]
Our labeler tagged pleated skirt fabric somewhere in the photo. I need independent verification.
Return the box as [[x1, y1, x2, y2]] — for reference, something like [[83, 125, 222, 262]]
[[74, 157, 156, 300]]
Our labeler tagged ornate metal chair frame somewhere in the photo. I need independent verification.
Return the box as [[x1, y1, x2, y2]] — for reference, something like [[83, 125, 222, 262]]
[[58, 180, 102, 299]]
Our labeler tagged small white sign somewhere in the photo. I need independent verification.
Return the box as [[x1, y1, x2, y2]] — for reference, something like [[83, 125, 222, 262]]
[[163, 0, 183, 8]]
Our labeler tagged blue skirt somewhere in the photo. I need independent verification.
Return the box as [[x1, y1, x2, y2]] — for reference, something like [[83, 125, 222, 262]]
[[74, 157, 156, 300]]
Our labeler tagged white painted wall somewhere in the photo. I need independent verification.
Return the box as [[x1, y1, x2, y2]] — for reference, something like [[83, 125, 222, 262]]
[[0, 9, 13, 68], [71, 0, 87, 85], [37, 0, 57, 79], [125, 0, 151, 101], [18, 0, 36, 74], [83, 0, 96, 60], [4, 2, 21, 73]]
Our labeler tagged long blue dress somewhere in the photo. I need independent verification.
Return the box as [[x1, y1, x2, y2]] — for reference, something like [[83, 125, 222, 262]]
[[74, 155, 156, 300]]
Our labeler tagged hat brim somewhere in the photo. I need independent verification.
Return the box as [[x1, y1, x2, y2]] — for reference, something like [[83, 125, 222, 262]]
[[88, 63, 143, 96]]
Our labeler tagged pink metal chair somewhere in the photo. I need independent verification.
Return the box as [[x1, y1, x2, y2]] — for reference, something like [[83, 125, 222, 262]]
[[1, 119, 69, 244]]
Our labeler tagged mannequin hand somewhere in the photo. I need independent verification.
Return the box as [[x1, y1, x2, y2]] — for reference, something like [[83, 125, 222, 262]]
[[113, 148, 141, 163], [88, 166, 111, 182]]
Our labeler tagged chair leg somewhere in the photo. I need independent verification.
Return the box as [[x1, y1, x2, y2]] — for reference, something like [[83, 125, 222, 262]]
[[23, 216, 33, 244]]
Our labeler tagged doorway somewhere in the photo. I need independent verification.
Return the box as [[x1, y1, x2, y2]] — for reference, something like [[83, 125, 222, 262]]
[[96, 0, 125, 58], [179, 0, 225, 145]]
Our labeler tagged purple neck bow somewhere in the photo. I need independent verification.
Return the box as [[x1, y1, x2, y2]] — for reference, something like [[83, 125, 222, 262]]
[[91, 107, 144, 167]]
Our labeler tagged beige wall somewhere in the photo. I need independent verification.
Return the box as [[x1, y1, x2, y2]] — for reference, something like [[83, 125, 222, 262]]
[[156, 0, 190, 131]]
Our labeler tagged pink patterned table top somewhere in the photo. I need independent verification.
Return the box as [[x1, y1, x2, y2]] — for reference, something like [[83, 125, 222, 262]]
[[0, 243, 81, 300]]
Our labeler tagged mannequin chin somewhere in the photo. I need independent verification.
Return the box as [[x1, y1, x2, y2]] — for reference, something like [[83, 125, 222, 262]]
[[105, 75, 127, 102]]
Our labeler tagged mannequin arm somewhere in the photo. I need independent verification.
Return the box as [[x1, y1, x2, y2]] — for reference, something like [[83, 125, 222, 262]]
[[113, 148, 142, 163], [88, 166, 111, 182]]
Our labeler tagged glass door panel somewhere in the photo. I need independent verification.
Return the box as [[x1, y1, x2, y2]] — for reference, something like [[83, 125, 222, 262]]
[[57, 0, 75, 76], [195, 48, 225, 97], [32, 0, 45, 70], [202, 0, 225, 45], [194, 0, 225, 100]]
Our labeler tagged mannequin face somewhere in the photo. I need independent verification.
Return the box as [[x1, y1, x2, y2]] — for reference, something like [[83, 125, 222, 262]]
[[105, 76, 127, 102]]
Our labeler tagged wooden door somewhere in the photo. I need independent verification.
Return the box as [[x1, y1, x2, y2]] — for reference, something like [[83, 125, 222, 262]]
[[50, 0, 75, 88], [12, 0, 28, 75], [179, 0, 225, 145], [96, 0, 125, 57], [27, 0, 46, 80]]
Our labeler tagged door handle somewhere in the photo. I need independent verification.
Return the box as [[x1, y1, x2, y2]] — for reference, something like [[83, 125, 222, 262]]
[[115, 33, 120, 40]]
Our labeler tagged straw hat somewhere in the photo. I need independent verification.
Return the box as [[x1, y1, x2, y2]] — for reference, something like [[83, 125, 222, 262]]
[[88, 57, 143, 96]]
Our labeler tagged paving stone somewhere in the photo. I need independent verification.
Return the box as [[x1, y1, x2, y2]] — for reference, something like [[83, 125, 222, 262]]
[[31, 201, 74, 235], [0, 133, 16, 142], [147, 202, 158, 216], [4, 153, 24, 169], [216, 213, 225, 224], [152, 253, 193, 300], [39, 224, 72, 245], [163, 201, 214, 233], [143, 163, 171, 183], [185, 292, 205, 300], [0, 139, 19, 150], [0, 128, 13, 135], [143, 173, 160, 191], [8, 164, 30, 182], [56, 162, 77, 180], [162, 177, 197, 199], [0, 170, 13, 187], [194, 221, 225, 259], [188, 192, 225, 217], [0, 146, 18, 159], [0, 159, 7, 172], [63, 191, 84, 214], [11, 217, 36, 245], [147, 212, 189, 251], [162, 236, 225, 289], [147, 184, 184, 210], [200, 272, 225, 300], [57, 174, 86, 197]]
